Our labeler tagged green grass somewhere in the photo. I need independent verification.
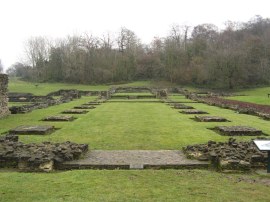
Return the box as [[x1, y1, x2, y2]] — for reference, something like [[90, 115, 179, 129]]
[[8, 78, 109, 95], [2, 81, 270, 201], [2, 96, 270, 149], [8, 102, 32, 107], [168, 95, 197, 103], [1, 170, 270, 202], [225, 87, 270, 105], [8, 78, 155, 96]]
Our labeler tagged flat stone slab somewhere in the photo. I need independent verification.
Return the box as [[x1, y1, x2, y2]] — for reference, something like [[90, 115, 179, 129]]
[[194, 116, 229, 122], [9, 125, 55, 135], [60, 150, 208, 170], [213, 126, 263, 136], [42, 115, 75, 122], [74, 105, 96, 109], [180, 109, 208, 114], [172, 104, 194, 109], [62, 109, 89, 114]]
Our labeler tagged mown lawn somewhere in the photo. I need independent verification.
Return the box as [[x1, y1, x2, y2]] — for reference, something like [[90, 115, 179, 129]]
[[226, 87, 270, 105], [1, 81, 270, 201], [2, 96, 270, 149], [1, 170, 270, 202], [8, 78, 152, 95]]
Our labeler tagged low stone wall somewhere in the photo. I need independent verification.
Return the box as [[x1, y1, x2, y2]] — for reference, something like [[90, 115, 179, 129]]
[[183, 138, 268, 171], [0, 134, 88, 172], [0, 74, 10, 118]]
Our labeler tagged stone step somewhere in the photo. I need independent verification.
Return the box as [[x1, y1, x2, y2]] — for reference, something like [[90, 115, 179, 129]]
[[59, 150, 209, 170]]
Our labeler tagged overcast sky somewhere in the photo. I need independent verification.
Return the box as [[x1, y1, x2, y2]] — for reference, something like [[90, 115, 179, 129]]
[[0, 0, 270, 71]]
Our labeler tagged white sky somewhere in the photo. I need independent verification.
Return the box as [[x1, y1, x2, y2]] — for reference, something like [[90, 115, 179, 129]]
[[0, 0, 270, 71]]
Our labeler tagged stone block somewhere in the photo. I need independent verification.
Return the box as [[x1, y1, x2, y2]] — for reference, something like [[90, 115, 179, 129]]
[[194, 116, 229, 122], [9, 125, 55, 135], [180, 109, 208, 114], [62, 109, 89, 114], [42, 115, 75, 122], [214, 126, 263, 136]]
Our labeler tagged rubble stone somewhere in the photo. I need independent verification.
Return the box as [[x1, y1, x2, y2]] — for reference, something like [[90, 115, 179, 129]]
[[0, 135, 88, 172], [0, 74, 10, 118], [183, 138, 269, 171]]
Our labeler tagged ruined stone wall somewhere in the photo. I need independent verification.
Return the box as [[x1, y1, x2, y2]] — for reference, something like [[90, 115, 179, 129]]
[[0, 74, 10, 118]]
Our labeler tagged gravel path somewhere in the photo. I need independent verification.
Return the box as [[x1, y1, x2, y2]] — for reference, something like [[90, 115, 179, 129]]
[[61, 150, 208, 170]]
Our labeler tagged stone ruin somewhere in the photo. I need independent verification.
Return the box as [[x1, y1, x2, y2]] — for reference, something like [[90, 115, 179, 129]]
[[74, 105, 96, 109], [47, 89, 81, 99], [183, 138, 268, 171], [180, 109, 208, 114], [194, 116, 229, 122], [0, 74, 10, 118], [9, 93, 78, 114], [62, 109, 89, 114], [171, 103, 194, 109], [42, 115, 76, 122], [9, 125, 56, 135], [0, 134, 88, 172], [156, 89, 168, 99], [212, 126, 263, 136]]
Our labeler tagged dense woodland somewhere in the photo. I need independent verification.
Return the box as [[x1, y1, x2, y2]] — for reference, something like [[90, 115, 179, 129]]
[[6, 16, 270, 89]]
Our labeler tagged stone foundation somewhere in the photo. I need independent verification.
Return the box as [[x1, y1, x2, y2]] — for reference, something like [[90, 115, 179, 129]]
[[213, 126, 263, 136], [0, 74, 10, 118], [183, 138, 268, 171], [0, 134, 88, 172]]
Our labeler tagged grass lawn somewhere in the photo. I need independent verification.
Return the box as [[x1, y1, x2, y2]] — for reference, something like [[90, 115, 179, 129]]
[[168, 95, 198, 103], [1, 80, 270, 201], [8, 78, 153, 96], [1, 170, 270, 202], [2, 97, 270, 149], [225, 87, 270, 105]]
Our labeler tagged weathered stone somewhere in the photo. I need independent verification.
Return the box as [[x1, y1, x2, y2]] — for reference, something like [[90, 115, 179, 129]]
[[183, 138, 269, 171], [42, 115, 75, 122], [62, 109, 89, 114], [214, 126, 263, 136], [9, 125, 55, 135], [180, 109, 208, 114], [195, 116, 228, 122], [0, 135, 88, 172], [156, 89, 168, 98], [0, 74, 10, 118]]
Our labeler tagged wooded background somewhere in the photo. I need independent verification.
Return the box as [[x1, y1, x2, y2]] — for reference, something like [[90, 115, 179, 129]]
[[6, 16, 270, 89]]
